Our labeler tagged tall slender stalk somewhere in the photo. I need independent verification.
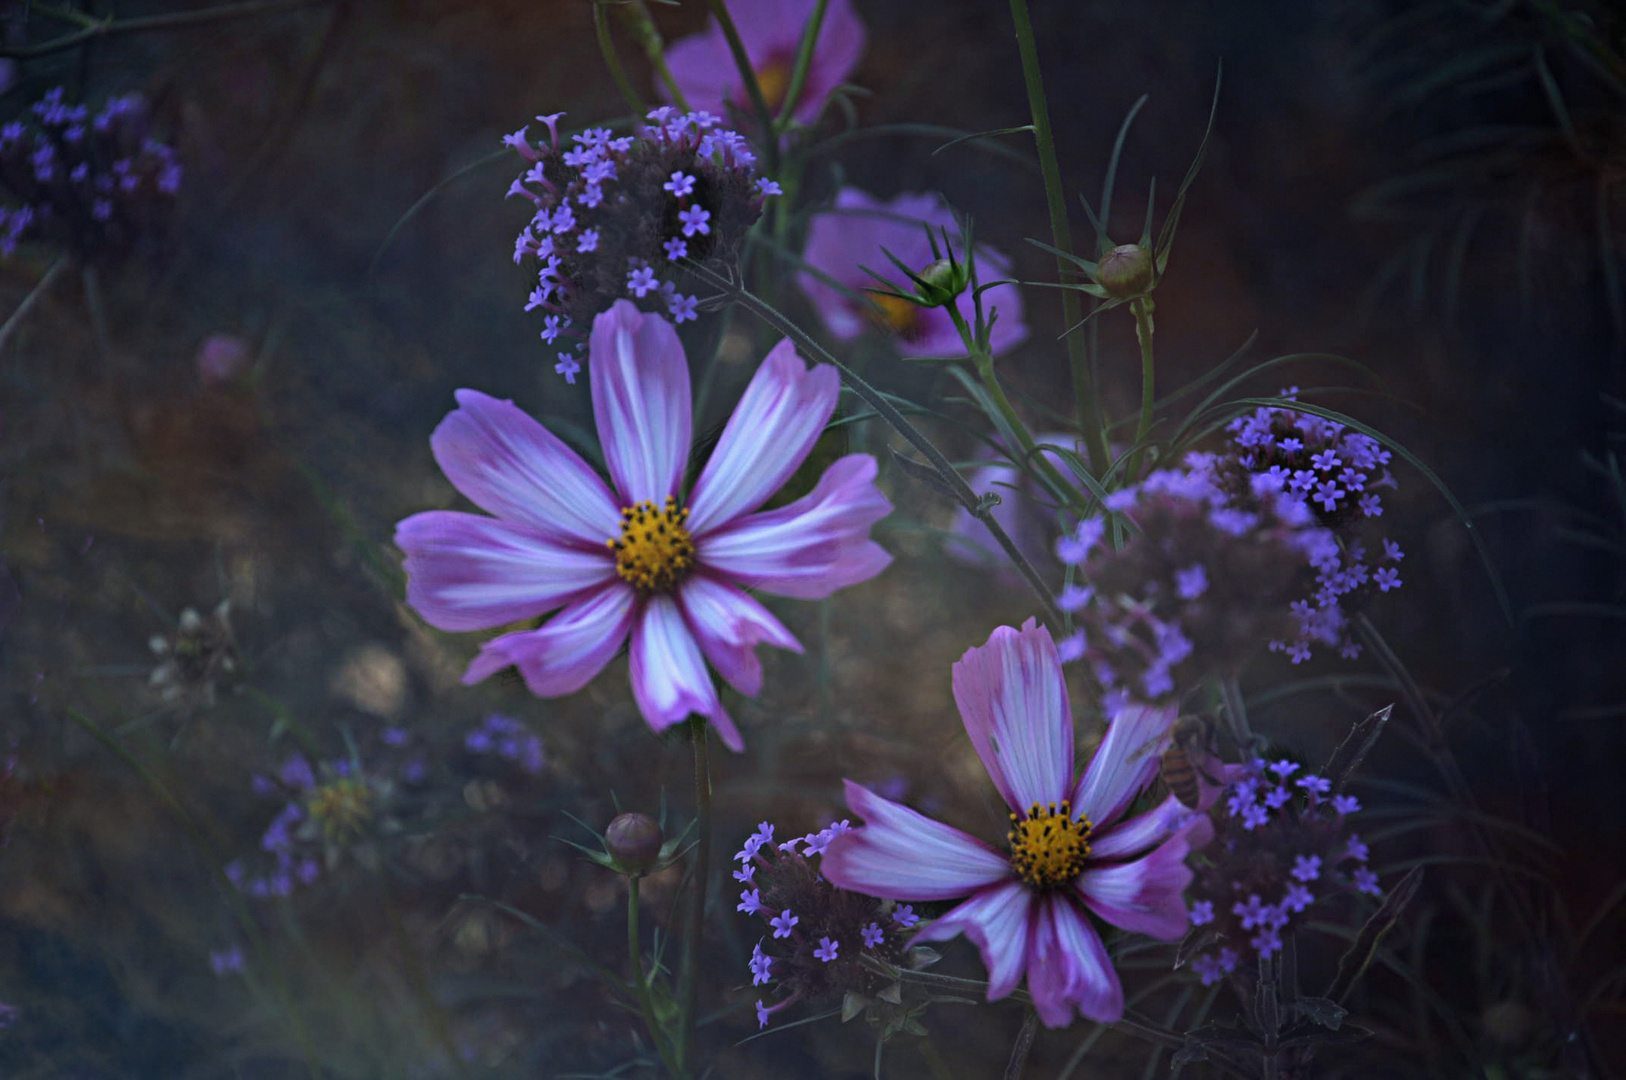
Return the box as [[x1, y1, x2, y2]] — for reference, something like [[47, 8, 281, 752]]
[[628, 875, 682, 1076], [1006, 0, 1109, 474], [593, 3, 647, 119], [675, 717, 713, 1074], [1129, 295, 1156, 478], [611, 2, 691, 113], [705, 0, 776, 168], [1002, 1005, 1040, 1080], [773, 0, 829, 130]]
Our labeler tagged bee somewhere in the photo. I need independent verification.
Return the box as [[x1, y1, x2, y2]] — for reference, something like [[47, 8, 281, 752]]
[[1159, 715, 1223, 810]]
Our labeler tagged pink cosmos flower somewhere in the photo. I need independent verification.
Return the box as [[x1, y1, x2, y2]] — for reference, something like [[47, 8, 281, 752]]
[[662, 0, 866, 127], [395, 300, 891, 751], [798, 187, 1029, 358], [821, 619, 1202, 1027]]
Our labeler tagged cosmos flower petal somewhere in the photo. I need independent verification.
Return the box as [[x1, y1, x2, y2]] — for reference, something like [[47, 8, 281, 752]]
[[698, 454, 891, 599], [1071, 702, 1178, 828], [590, 300, 692, 505], [1076, 830, 1196, 940], [687, 339, 840, 535], [822, 780, 1013, 901], [913, 879, 1033, 1001], [1090, 793, 1210, 860], [462, 584, 635, 695], [1027, 895, 1123, 1026], [430, 389, 620, 547], [677, 573, 802, 697], [952, 619, 1073, 814], [629, 594, 720, 728], [395, 511, 616, 631]]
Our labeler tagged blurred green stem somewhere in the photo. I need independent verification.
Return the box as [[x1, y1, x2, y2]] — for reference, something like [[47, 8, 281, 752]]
[[676, 717, 712, 1075], [706, 0, 777, 169], [628, 875, 682, 1076], [773, 0, 828, 131], [1006, 0, 1109, 475], [1002, 1005, 1039, 1080], [1129, 295, 1156, 478], [611, 2, 690, 113], [0, 255, 68, 358], [689, 262, 1062, 627], [593, 3, 647, 118]]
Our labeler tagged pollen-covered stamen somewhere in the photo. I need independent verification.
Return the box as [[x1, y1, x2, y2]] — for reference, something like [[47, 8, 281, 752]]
[[1007, 799, 1093, 890], [607, 496, 696, 593]]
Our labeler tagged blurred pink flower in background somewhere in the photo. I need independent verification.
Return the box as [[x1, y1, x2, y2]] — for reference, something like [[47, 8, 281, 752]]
[[395, 301, 891, 751], [662, 0, 866, 126], [195, 333, 251, 386], [823, 619, 1201, 1027], [798, 187, 1028, 358]]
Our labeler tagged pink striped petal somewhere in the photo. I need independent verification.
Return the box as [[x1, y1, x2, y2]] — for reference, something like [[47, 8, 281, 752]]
[[686, 339, 840, 535], [697, 454, 891, 599], [589, 301, 691, 505], [1090, 793, 1209, 860], [914, 879, 1034, 1001], [430, 389, 620, 548], [952, 619, 1073, 815], [1027, 896, 1123, 1026], [629, 594, 724, 734], [1076, 831, 1195, 940], [1071, 702, 1177, 829], [462, 585, 634, 695], [821, 779, 1012, 901], [676, 573, 801, 697], [395, 511, 615, 631]]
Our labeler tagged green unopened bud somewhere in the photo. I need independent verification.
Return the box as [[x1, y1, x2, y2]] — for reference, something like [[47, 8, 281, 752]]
[[1093, 243, 1155, 299], [605, 812, 664, 874], [914, 257, 968, 307]]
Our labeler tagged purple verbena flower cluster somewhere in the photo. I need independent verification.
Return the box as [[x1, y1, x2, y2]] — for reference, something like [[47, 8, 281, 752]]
[[1184, 759, 1379, 985], [505, 108, 777, 382], [0, 87, 180, 261], [732, 819, 917, 1030], [1221, 392, 1405, 662], [463, 713, 545, 776], [227, 754, 394, 897], [1054, 458, 1333, 707]]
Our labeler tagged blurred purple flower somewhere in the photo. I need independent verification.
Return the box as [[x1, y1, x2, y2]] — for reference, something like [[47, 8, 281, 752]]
[[662, 0, 866, 126], [823, 620, 1205, 1027], [798, 187, 1028, 358], [395, 301, 891, 751], [196, 334, 251, 387]]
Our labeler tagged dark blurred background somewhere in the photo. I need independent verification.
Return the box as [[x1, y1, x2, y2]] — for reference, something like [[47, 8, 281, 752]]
[[1, 0, 1623, 1076]]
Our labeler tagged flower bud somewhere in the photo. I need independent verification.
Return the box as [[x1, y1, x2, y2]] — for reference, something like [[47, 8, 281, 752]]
[[605, 812, 663, 874], [914, 256, 967, 307], [1093, 243, 1155, 299]]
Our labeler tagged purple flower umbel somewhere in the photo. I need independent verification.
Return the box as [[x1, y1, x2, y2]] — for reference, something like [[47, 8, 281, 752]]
[[662, 0, 867, 127], [395, 301, 891, 751], [799, 187, 1028, 358], [823, 620, 1206, 1027]]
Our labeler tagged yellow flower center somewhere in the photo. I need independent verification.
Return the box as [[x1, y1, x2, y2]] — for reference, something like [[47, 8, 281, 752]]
[[307, 778, 374, 842], [755, 59, 793, 114], [607, 497, 696, 593], [864, 290, 920, 339], [1007, 800, 1093, 890]]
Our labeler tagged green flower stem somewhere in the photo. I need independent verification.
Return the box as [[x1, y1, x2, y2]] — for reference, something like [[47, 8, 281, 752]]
[[773, 0, 829, 131], [611, 1, 691, 114], [593, 2, 648, 119], [1129, 295, 1157, 479], [706, 0, 778, 169], [948, 304, 1079, 510], [628, 875, 682, 1076], [1006, 0, 1109, 475], [1003, 1005, 1040, 1080], [675, 717, 713, 1073], [689, 262, 1063, 628]]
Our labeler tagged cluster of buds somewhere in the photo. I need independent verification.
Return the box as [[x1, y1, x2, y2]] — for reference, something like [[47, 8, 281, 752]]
[[505, 107, 779, 382], [1183, 759, 1380, 984], [227, 753, 397, 897], [463, 713, 545, 776], [147, 601, 237, 711], [0, 87, 181, 261], [1218, 391, 1404, 662], [733, 820, 936, 1033], [1054, 459, 1334, 708]]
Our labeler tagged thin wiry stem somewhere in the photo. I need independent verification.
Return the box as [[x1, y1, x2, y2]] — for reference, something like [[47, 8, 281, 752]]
[[611, 2, 693, 114], [688, 261, 1063, 628], [628, 875, 682, 1076], [2, 0, 327, 58], [675, 717, 712, 1076], [1129, 295, 1156, 479], [1002, 1005, 1040, 1080], [594, 3, 648, 119], [0, 255, 69, 358], [774, 0, 829, 130]]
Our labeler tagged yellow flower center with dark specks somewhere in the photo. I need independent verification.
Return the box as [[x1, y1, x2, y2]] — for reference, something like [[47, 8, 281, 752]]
[[1007, 799, 1092, 890], [608, 497, 695, 593]]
